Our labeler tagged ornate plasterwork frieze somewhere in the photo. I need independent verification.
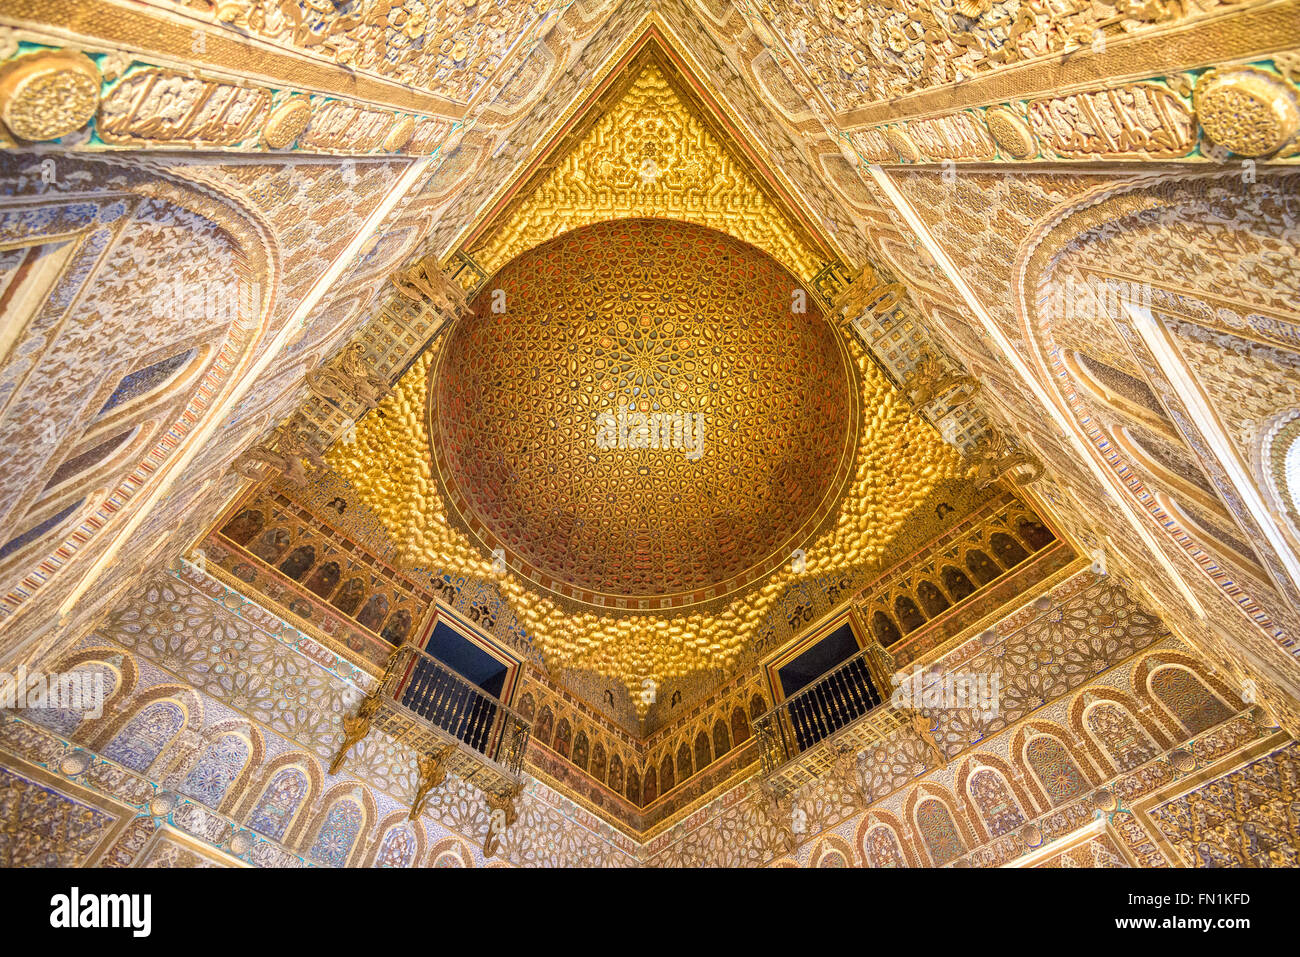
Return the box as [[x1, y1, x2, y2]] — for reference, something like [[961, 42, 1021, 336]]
[[465, 58, 829, 279], [842, 61, 1300, 166], [0, 36, 460, 154], [0, 0, 467, 114], [0, 0, 597, 114], [725, 0, 1298, 128], [0, 0, 630, 155]]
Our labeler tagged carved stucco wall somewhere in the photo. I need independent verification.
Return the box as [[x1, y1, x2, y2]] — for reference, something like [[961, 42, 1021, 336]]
[[0, 0, 1298, 864], [3, 561, 1291, 867], [855, 163, 1300, 736]]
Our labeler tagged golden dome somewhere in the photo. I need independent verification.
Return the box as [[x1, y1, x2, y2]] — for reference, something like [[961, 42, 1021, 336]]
[[431, 219, 859, 610]]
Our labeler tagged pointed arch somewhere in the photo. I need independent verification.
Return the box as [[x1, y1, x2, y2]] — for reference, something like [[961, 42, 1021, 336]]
[[856, 810, 917, 868], [894, 595, 926, 632], [305, 785, 375, 868], [1070, 689, 1170, 774], [1017, 729, 1094, 808], [989, 532, 1029, 569], [534, 706, 554, 747], [962, 762, 1028, 841], [731, 706, 750, 744], [965, 548, 1001, 584], [694, 730, 711, 770], [356, 593, 390, 633], [572, 730, 590, 771], [659, 752, 675, 793], [553, 717, 571, 759], [940, 565, 976, 602], [870, 609, 903, 645], [624, 765, 640, 805], [220, 508, 265, 546], [332, 578, 366, 616], [916, 579, 950, 617], [305, 560, 341, 599]]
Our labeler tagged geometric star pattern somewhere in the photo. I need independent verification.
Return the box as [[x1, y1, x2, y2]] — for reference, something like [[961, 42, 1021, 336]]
[[433, 218, 856, 602]]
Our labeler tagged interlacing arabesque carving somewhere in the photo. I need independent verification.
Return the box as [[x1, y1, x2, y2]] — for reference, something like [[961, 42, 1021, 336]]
[[76, 571, 638, 866], [8, 566, 1280, 865], [845, 63, 1300, 165], [0, 44, 455, 151], [740, 0, 1270, 113], [875, 165, 1300, 714], [0, 152, 334, 646], [413, 0, 645, 260], [468, 63, 827, 280], [1017, 171, 1300, 713], [1149, 741, 1300, 867], [184, 0, 568, 103], [648, 576, 1278, 866]]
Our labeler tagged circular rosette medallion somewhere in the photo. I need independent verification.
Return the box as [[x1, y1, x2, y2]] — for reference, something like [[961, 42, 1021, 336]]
[[430, 219, 859, 609]]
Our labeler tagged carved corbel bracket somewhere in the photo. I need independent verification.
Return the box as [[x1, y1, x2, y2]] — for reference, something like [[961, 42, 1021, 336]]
[[482, 782, 523, 858], [410, 743, 457, 820], [307, 341, 390, 415], [909, 353, 981, 409], [829, 741, 869, 809], [329, 693, 380, 776], [390, 256, 472, 321], [760, 781, 800, 853], [229, 424, 326, 487], [966, 430, 1044, 489], [907, 707, 948, 769], [832, 264, 906, 325]]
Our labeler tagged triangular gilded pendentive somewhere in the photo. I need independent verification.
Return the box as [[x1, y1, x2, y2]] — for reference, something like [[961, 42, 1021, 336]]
[[461, 37, 833, 282]]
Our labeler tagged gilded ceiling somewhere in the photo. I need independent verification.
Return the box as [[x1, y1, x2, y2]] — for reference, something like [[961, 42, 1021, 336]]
[[464, 56, 832, 279], [433, 218, 858, 607], [326, 289, 969, 707], [6, 0, 1300, 869], [289, 19, 987, 706]]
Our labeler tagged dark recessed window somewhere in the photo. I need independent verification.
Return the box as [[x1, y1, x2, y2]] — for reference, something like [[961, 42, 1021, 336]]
[[777, 623, 881, 753], [778, 622, 859, 698]]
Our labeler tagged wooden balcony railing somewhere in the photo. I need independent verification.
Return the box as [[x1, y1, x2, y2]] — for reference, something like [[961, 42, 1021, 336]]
[[753, 639, 904, 797], [330, 644, 531, 831]]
